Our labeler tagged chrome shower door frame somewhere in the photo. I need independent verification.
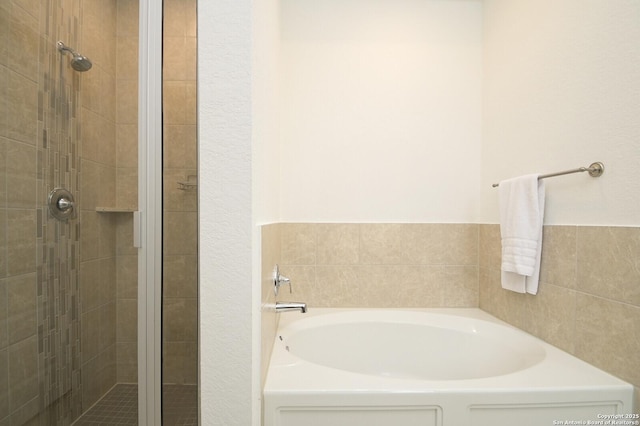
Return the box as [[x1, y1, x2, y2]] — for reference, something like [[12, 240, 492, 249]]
[[137, 1, 163, 424]]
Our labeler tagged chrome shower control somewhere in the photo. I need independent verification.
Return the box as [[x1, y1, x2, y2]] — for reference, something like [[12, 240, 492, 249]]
[[57, 197, 74, 211], [48, 188, 76, 221], [273, 264, 292, 296]]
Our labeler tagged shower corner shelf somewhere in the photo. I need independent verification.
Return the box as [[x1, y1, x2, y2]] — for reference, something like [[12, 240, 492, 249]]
[[96, 207, 137, 213]]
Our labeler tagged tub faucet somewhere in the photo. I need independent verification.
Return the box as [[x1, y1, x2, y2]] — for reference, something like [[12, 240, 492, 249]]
[[275, 301, 307, 314]]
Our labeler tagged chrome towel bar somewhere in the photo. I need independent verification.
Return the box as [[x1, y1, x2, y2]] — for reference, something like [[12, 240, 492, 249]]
[[492, 162, 604, 188]]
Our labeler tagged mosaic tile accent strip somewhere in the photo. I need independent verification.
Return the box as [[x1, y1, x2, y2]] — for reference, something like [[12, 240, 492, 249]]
[[36, 0, 83, 423]]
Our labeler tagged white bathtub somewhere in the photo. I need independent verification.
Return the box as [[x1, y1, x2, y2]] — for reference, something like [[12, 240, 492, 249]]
[[263, 309, 634, 426]]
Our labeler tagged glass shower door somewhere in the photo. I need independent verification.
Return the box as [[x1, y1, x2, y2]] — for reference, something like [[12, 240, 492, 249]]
[[161, 0, 199, 423], [1, 1, 198, 424], [1, 0, 141, 424]]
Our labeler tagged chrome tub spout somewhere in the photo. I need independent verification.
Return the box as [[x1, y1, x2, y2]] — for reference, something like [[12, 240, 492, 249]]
[[275, 301, 307, 313]]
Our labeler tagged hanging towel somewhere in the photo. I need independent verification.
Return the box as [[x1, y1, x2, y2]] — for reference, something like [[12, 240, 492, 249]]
[[498, 174, 545, 295]]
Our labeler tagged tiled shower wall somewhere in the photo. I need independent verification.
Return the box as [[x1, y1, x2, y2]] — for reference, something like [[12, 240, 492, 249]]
[[80, 0, 143, 404], [263, 223, 639, 408], [2, 0, 79, 420], [1, 0, 60, 420], [114, 0, 138, 385], [162, 0, 198, 385], [2, 0, 197, 423], [79, 0, 118, 415], [1, 0, 136, 423], [0, 0, 118, 423]]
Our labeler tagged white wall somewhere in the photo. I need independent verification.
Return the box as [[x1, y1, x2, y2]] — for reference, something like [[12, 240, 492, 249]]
[[279, 0, 483, 223], [254, 0, 282, 226], [481, 0, 640, 225], [198, 0, 282, 423], [198, 1, 255, 425], [253, 0, 282, 422]]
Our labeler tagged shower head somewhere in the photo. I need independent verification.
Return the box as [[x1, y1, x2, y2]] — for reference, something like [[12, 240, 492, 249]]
[[57, 41, 92, 72]]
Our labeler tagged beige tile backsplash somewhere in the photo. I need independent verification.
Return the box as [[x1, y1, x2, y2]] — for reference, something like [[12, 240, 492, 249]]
[[479, 224, 640, 409], [577, 226, 640, 306], [265, 222, 640, 408], [279, 223, 480, 308]]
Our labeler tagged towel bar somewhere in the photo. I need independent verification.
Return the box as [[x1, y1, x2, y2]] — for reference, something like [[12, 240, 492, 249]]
[[492, 162, 604, 188]]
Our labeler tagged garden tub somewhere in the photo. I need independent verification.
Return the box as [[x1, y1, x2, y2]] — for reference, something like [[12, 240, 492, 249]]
[[263, 308, 634, 426]]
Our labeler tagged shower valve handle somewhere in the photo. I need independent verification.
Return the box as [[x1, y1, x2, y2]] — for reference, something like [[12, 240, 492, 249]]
[[57, 197, 74, 211], [273, 265, 292, 296]]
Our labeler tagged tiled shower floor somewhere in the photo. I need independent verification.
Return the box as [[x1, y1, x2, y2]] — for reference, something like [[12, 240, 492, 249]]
[[72, 383, 197, 425]]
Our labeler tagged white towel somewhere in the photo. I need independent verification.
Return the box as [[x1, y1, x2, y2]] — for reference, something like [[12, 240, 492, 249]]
[[498, 174, 545, 294]]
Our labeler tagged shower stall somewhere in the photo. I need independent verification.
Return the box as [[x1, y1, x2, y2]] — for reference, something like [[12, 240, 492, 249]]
[[0, 0, 198, 424]]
